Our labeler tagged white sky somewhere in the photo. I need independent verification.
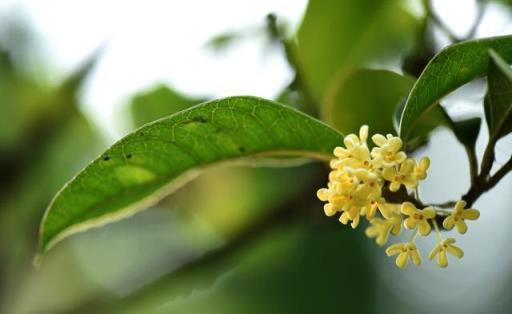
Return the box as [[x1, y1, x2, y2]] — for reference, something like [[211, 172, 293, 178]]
[[1, 0, 512, 139], [0, 0, 308, 138]]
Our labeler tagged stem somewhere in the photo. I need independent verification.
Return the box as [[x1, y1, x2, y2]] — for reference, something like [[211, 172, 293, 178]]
[[409, 229, 420, 242], [465, 145, 479, 184], [464, 155, 512, 206], [432, 219, 442, 241], [487, 155, 512, 189], [479, 137, 497, 182], [464, 0, 489, 40], [423, 0, 460, 43]]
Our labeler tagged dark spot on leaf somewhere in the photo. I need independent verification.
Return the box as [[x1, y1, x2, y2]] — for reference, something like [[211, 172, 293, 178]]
[[193, 116, 208, 123], [184, 116, 208, 125], [126, 154, 132, 159], [103, 156, 110, 161], [140, 132, 145, 136], [238, 146, 246, 153]]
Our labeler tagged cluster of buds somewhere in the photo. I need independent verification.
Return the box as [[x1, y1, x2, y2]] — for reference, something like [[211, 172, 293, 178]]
[[317, 126, 479, 269]]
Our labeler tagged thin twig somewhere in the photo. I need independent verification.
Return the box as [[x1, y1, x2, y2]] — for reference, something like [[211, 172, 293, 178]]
[[484, 156, 512, 192], [464, 155, 512, 207], [465, 145, 479, 185], [423, 0, 461, 43], [464, 0, 489, 40]]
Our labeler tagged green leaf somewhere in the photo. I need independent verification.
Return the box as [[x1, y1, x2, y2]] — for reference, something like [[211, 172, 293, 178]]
[[130, 84, 204, 128], [452, 117, 482, 149], [37, 96, 342, 258], [323, 69, 414, 136], [399, 35, 512, 140], [296, 0, 417, 102], [394, 100, 450, 152], [484, 49, 512, 140]]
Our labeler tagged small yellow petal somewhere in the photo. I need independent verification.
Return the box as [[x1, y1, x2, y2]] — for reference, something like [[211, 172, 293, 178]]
[[388, 137, 403, 151], [317, 188, 330, 201], [418, 220, 432, 236], [455, 220, 468, 234], [376, 231, 390, 246], [419, 157, 430, 170], [401, 202, 416, 215], [454, 200, 467, 211], [404, 217, 417, 230], [389, 181, 401, 192], [421, 207, 436, 219], [396, 252, 409, 268], [443, 216, 454, 230], [365, 225, 379, 237], [372, 134, 387, 146], [437, 251, 448, 268], [446, 244, 464, 258], [462, 209, 480, 220], [359, 125, 369, 143], [395, 151, 407, 163], [350, 215, 360, 229], [339, 212, 350, 225], [323, 204, 337, 217], [386, 243, 404, 256], [410, 249, 422, 266], [428, 244, 441, 260]]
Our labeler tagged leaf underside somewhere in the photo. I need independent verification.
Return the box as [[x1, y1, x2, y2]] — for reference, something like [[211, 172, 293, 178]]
[[485, 49, 512, 140], [37, 96, 342, 259], [400, 35, 512, 140]]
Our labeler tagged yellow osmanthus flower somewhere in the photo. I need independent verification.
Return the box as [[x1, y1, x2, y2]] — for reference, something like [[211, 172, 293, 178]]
[[317, 125, 478, 270], [386, 242, 422, 268], [443, 200, 480, 234], [370, 134, 407, 168], [382, 158, 418, 192], [401, 202, 436, 236], [414, 157, 430, 180], [366, 214, 402, 246], [361, 197, 386, 219], [428, 238, 464, 268]]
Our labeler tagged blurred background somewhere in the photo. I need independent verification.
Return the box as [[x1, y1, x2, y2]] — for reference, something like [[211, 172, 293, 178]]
[[0, 0, 512, 313]]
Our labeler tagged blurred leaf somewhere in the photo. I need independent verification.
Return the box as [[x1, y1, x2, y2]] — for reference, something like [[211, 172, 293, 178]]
[[37, 96, 342, 258], [296, 0, 417, 102], [399, 35, 512, 141], [130, 84, 204, 128], [73, 222, 375, 314], [484, 49, 512, 141], [0, 50, 50, 153], [0, 51, 103, 313], [452, 117, 482, 149], [323, 69, 414, 136], [205, 32, 245, 52]]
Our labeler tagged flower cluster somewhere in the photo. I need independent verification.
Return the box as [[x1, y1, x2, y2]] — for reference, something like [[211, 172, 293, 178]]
[[317, 126, 480, 269]]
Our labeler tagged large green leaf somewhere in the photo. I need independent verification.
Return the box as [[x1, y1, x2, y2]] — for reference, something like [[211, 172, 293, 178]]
[[399, 35, 512, 140], [37, 96, 342, 258], [484, 49, 512, 140], [296, 0, 417, 102], [452, 117, 482, 149], [323, 69, 413, 136]]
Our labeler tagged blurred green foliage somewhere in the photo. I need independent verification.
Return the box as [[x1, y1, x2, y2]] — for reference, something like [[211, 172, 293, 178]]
[[296, 0, 417, 102], [323, 69, 414, 136], [2, 1, 512, 314]]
